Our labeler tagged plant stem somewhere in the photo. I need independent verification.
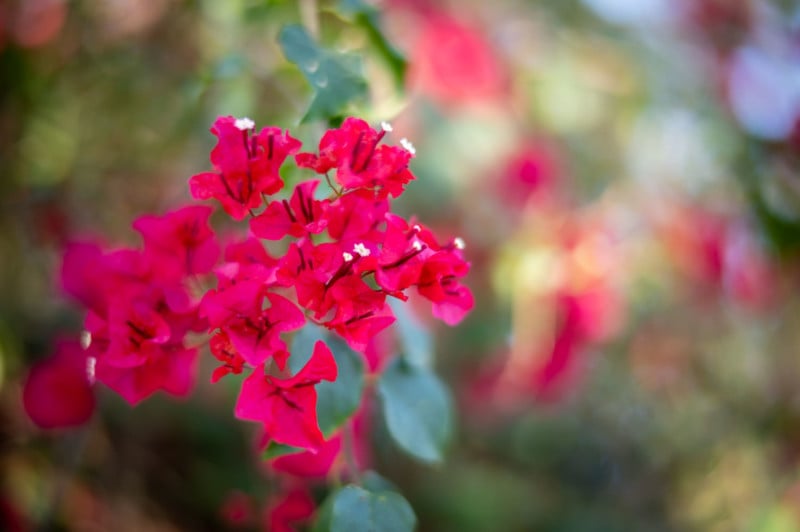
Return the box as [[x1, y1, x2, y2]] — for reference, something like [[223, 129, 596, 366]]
[[300, 0, 319, 39], [342, 419, 361, 483]]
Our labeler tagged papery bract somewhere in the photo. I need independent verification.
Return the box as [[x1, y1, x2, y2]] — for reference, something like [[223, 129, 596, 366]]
[[93, 344, 198, 405], [250, 180, 328, 240], [417, 249, 473, 325], [235, 340, 337, 452], [202, 278, 304, 367], [265, 488, 315, 532], [190, 116, 301, 220], [133, 205, 220, 281], [296, 117, 415, 199], [23, 339, 95, 429]]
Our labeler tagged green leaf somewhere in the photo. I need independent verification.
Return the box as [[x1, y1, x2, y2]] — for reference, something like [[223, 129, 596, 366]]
[[261, 441, 304, 460], [360, 470, 400, 494], [377, 358, 454, 464], [290, 325, 365, 437], [315, 484, 417, 532], [388, 299, 433, 369], [278, 24, 368, 123]]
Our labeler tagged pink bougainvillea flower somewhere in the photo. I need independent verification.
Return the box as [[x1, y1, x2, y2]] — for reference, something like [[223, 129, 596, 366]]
[[407, 13, 507, 105], [209, 330, 246, 383], [417, 246, 473, 326], [104, 299, 172, 368], [226, 292, 305, 367], [190, 116, 301, 220], [375, 214, 432, 293], [202, 279, 305, 367], [296, 117, 415, 199], [327, 302, 396, 353], [235, 340, 337, 452], [325, 189, 389, 244], [61, 241, 110, 316], [23, 339, 95, 429], [276, 240, 346, 318], [93, 344, 198, 406], [265, 488, 315, 532], [133, 205, 220, 281], [250, 180, 329, 240], [223, 235, 279, 283], [61, 234, 205, 406], [61, 242, 153, 317]]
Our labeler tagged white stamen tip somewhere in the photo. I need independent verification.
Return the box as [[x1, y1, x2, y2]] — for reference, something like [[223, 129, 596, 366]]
[[454, 237, 466, 250], [235, 117, 255, 131], [412, 241, 423, 251], [400, 137, 416, 155], [342, 252, 354, 262], [412, 224, 422, 232], [80, 330, 92, 350], [381, 121, 393, 132], [86, 356, 96, 384], [353, 242, 371, 257]]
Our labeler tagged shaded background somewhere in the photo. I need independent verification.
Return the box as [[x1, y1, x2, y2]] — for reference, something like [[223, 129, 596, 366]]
[[3, 0, 800, 530]]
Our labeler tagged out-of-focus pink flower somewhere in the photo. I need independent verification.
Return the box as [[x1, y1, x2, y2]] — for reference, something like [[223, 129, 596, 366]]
[[133, 205, 220, 282], [500, 142, 563, 208], [265, 487, 315, 532], [659, 204, 777, 310], [492, 213, 627, 403], [9, 0, 67, 49], [220, 490, 255, 527], [61, 234, 208, 405], [680, 0, 752, 48], [531, 289, 622, 398], [407, 14, 507, 106], [23, 339, 95, 429]]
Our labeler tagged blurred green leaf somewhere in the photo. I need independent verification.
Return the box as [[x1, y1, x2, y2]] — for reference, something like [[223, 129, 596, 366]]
[[278, 24, 368, 123], [261, 441, 304, 460], [389, 298, 433, 369], [360, 470, 400, 494], [314, 484, 416, 532], [290, 324, 365, 436], [377, 357, 453, 464]]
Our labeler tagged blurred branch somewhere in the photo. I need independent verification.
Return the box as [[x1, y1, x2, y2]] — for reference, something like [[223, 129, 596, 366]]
[[300, 0, 319, 39]]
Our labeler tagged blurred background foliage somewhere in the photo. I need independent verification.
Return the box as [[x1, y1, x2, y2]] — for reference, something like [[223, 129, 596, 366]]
[[3, 0, 800, 530]]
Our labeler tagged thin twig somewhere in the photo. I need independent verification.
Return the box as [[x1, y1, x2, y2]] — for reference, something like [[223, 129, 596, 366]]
[[342, 419, 361, 483], [300, 0, 319, 39]]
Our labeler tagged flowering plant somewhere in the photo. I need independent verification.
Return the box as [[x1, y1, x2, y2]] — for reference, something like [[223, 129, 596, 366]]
[[24, 113, 472, 530]]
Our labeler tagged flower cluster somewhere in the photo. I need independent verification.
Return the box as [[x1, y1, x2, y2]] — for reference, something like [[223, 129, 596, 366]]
[[59, 204, 219, 405], [28, 116, 473, 464]]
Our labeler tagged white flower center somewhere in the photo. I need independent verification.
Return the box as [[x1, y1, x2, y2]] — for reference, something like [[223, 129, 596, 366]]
[[342, 252, 354, 262], [86, 356, 96, 384], [400, 137, 416, 155], [80, 330, 92, 349], [412, 241, 423, 251], [234, 117, 255, 131], [454, 237, 465, 250], [353, 242, 371, 257], [381, 121, 393, 132]]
